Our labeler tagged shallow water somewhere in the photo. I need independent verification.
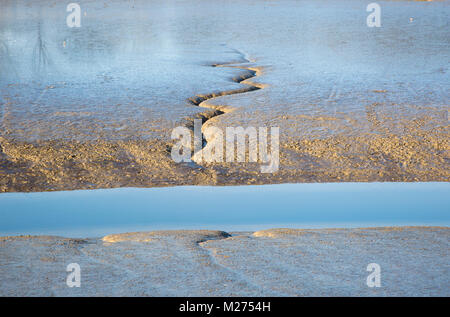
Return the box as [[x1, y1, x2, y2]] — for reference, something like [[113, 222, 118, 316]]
[[0, 0, 249, 140], [1, 0, 448, 141], [0, 182, 448, 237]]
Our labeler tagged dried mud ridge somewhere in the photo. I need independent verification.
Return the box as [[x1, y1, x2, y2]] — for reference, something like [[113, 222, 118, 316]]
[[185, 50, 265, 154]]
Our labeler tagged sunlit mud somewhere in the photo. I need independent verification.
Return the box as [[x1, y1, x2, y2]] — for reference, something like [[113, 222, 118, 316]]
[[1, 0, 448, 191]]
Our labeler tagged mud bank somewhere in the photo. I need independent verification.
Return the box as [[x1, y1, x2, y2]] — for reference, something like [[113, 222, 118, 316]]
[[0, 227, 448, 296], [1, 128, 448, 192]]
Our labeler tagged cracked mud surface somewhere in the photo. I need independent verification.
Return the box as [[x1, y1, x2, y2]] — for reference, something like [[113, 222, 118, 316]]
[[0, 227, 448, 296]]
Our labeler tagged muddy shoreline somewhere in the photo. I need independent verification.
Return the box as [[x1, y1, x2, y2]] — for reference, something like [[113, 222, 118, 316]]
[[1, 227, 448, 296], [0, 129, 448, 192]]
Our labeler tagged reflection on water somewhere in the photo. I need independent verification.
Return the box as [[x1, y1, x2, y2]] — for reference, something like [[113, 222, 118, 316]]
[[32, 22, 52, 79], [0, 0, 241, 141]]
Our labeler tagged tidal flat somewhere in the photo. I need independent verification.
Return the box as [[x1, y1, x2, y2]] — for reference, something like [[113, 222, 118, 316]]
[[0, 0, 449, 297], [0, 227, 448, 296], [1, 0, 449, 191]]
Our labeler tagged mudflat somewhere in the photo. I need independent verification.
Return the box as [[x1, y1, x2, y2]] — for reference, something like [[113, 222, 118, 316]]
[[0, 227, 448, 296], [1, 0, 449, 191]]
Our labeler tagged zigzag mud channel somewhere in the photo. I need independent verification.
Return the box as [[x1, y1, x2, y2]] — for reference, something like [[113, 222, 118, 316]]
[[184, 50, 266, 162]]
